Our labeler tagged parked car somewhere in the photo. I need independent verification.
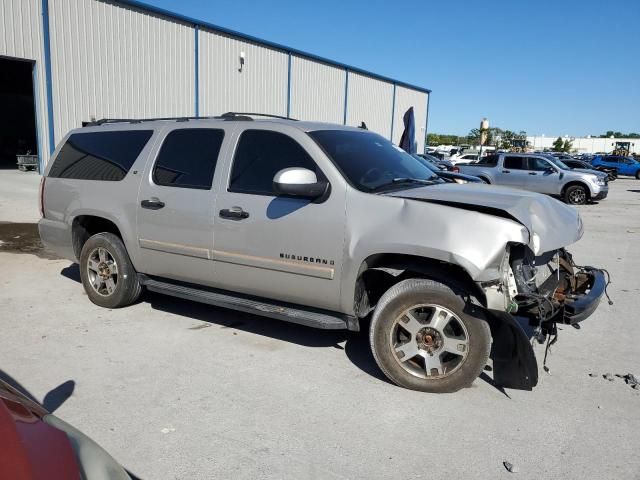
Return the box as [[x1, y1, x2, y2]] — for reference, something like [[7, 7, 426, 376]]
[[449, 152, 480, 164], [562, 158, 617, 181], [591, 155, 640, 179], [458, 153, 608, 205], [0, 378, 131, 479], [39, 114, 606, 393], [416, 153, 458, 172], [413, 154, 482, 183]]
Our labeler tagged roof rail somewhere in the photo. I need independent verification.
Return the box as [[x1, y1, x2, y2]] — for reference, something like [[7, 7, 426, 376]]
[[83, 112, 297, 127], [220, 112, 297, 121]]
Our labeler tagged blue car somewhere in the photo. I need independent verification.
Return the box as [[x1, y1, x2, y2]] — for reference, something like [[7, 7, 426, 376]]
[[592, 155, 640, 179]]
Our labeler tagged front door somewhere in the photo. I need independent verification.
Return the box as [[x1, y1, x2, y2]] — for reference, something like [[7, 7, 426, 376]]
[[211, 127, 346, 311], [523, 156, 561, 194], [136, 126, 229, 286]]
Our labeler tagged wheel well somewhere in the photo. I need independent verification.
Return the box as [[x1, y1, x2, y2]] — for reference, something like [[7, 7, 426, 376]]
[[353, 254, 486, 318], [72, 215, 122, 260], [478, 176, 490, 184], [561, 181, 590, 198]]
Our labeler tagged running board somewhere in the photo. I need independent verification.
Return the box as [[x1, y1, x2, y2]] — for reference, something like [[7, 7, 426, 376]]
[[138, 274, 357, 331]]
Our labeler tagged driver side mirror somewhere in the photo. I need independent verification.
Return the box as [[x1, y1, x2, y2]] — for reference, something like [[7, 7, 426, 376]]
[[272, 168, 329, 199], [545, 166, 557, 174]]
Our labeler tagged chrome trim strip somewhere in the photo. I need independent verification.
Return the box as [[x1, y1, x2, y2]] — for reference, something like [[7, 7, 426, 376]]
[[137, 239, 334, 279], [212, 249, 334, 280], [139, 238, 211, 260]]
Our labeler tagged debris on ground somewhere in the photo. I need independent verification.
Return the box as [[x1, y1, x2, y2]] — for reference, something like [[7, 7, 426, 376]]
[[589, 373, 598, 377], [621, 373, 639, 388], [503, 461, 519, 473], [603, 373, 615, 382]]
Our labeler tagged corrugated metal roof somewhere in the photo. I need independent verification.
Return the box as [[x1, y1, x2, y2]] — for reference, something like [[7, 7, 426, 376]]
[[113, 0, 431, 94]]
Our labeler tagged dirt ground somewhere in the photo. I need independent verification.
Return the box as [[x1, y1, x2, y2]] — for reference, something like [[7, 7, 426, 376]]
[[1, 169, 639, 479]]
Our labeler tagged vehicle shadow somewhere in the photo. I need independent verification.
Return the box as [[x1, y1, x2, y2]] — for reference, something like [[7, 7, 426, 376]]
[[145, 291, 392, 384], [59, 264, 513, 394], [627, 189, 640, 193], [0, 369, 75, 413]]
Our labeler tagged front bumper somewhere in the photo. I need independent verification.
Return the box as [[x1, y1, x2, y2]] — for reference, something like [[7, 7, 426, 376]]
[[592, 189, 609, 201], [563, 268, 606, 324]]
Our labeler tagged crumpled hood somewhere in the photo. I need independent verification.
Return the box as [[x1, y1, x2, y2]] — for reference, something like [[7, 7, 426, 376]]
[[386, 183, 583, 253]]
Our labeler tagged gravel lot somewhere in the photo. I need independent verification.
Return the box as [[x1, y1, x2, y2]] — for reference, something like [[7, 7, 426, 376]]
[[1, 169, 639, 479]]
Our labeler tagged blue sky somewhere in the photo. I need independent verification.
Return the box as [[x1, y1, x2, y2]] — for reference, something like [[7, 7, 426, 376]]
[[144, 0, 639, 136]]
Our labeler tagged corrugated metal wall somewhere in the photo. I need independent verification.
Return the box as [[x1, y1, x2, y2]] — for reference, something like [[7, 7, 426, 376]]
[[346, 72, 394, 139], [2, 0, 429, 165], [198, 29, 288, 117], [0, 0, 50, 160], [290, 56, 345, 123], [48, 0, 195, 145], [392, 86, 428, 153]]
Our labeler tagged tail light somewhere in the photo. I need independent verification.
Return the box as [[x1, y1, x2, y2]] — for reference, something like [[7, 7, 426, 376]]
[[39, 176, 46, 218], [453, 166, 460, 173]]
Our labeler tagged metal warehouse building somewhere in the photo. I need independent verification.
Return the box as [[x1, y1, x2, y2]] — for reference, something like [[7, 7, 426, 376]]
[[0, 0, 430, 171]]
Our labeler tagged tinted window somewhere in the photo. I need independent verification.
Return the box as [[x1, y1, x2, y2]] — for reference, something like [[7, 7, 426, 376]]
[[49, 130, 152, 181], [527, 157, 551, 171], [605, 156, 620, 163], [229, 130, 318, 195], [504, 156, 526, 169], [153, 129, 224, 189], [477, 155, 498, 166], [309, 130, 439, 192]]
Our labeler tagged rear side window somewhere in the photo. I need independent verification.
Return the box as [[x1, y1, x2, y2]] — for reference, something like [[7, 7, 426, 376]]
[[477, 155, 498, 166], [504, 156, 526, 169], [153, 129, 225, 189], [49, 130, 153, 181], [229, 130, 317, 195]]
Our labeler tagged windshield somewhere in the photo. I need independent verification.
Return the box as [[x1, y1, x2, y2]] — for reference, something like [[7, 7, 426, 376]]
[[543, 155, 570, 170], [309, 130, 440, 192]]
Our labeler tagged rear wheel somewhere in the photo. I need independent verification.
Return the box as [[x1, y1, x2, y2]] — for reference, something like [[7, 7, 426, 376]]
[[369, 278, 491, 393], [79, 232, 142, 308], [635, 170, 640, 180], [565, 184, 588, 205]]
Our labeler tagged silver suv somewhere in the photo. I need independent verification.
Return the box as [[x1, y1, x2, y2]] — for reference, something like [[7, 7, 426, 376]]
[[38, 114, 607, 393], [458, 153, 608, 205]]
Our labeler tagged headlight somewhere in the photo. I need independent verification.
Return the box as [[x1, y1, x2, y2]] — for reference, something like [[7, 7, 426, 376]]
[[454, 178, 468, 184], [531, 232, 541, 255]]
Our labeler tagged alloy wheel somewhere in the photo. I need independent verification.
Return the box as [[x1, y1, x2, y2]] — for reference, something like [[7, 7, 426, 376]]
[[86, 247, 118, 297]]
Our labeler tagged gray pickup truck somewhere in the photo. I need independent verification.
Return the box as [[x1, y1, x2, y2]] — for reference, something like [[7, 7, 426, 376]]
[[38, 114, 607, 393], [458, 153, 608, 205]]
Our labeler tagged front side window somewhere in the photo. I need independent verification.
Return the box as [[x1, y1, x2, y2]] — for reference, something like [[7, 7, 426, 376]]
[[504, 156, 526, 169], [49, 130, 153, 181], [153, 129, 225, 189], [477, 155, 498, 166], [527, 157, 551, 171], [309, 130, 439, 192], [229, 130, 318, 195]]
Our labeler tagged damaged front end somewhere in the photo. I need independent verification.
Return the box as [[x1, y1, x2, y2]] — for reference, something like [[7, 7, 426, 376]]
[[482, 245, 610, 390]]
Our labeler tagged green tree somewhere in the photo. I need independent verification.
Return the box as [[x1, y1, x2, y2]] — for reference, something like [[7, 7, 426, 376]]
[[552, 137, 564, 151], [562, 139, 573, 152]]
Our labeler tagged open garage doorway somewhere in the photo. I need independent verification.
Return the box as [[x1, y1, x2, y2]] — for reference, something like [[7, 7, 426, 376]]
[[0, 57, 39, 170]]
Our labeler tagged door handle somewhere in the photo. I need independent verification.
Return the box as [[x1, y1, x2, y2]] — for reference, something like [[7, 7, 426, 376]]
[[141, 198, 165, 210], [219, 206, 249, 220], [502, 170, 511, 173], [528, 172, 537, 175]]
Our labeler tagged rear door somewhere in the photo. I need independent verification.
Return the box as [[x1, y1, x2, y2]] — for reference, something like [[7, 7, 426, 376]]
[[136, 125, 232, 286], [498, 156, 528, 187]]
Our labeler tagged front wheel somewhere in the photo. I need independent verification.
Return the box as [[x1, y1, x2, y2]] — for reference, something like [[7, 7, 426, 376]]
[[565, 185, 588, 205], [635, 171, 640, 180], [369, 278, 491, 393], [79, 232, 142, 308]]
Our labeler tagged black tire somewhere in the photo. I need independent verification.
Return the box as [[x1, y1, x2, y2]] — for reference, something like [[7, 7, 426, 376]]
[[369, 278, 491, 393], [635, 171, 640, 180], [564, 184, 588, 205], [479, 176, 490, 184], [79, 232, 142, 308]]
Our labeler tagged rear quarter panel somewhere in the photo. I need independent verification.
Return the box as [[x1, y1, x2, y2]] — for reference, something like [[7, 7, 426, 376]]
[[41, 125, 163, 267]]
